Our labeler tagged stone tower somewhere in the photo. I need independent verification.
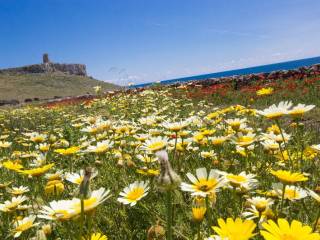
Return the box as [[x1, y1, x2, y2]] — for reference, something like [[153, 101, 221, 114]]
[[43, 53, 50, 64]]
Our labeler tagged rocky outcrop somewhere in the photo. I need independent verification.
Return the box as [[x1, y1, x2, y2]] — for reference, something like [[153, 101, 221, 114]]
[[0, 63, 87, 76], [0, 54, 87, 76]]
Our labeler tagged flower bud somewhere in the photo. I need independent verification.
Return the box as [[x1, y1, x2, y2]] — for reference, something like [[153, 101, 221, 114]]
[[80, 167, 93, 198], [35, 230, 47, 240], [42, 224, 52, 236], [192, 197, 206, 222], [95, 160, 103, 166], [45, 180, 64, 195], [147, 221, 165, 240], [156, 150, 181, 191], [117, 159, 124, 167]]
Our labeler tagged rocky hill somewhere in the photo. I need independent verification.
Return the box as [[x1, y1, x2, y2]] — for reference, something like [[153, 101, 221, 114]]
[[0, 54, 120, 106], [0, 54, 87, 76], [0, 73, 120, 106]]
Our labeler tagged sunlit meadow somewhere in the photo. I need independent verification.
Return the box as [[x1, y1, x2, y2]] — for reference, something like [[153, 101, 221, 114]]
[[0, 76, 320, 240]]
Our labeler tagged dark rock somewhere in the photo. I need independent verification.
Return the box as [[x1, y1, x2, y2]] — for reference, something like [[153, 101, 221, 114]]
[[0, 99, 19, 106], [312, 64, 320, 71]]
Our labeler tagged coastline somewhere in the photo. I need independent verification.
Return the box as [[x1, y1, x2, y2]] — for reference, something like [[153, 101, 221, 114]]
[[133, 56, 320, 88]]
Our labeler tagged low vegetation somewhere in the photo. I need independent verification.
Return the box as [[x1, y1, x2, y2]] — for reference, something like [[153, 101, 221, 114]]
[[0, 75, 319, 239], [0, 73, 120, 101]]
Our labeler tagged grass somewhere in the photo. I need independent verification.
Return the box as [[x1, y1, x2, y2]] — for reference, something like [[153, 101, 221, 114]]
[[0, 75, 319, 239], [0, 72, 120, 101]]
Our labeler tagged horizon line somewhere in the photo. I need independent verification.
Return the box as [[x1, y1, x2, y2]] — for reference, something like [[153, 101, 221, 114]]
[[132, 55, 320, 87]]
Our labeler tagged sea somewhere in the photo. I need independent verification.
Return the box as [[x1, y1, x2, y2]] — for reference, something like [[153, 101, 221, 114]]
[[132, 56, 320, 88]]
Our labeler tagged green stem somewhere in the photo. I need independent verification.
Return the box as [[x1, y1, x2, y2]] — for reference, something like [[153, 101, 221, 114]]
[[277, 142, 286, 162], [205, 196, 213, 232], [275, 120, 293, 170], [197, 223, 201, 240], [140, 203, 189, 240], [245, 148, 249, 171], [313, 207, 320, 232], [87, 213, 92, 238], [173, 133, 183, 174], [280, 184, 286, 214], [79, 198, 85, 240], [166, 191, 173, 240]]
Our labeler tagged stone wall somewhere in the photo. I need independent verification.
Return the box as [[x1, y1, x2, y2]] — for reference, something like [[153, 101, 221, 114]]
[[169, 64, 320, 88]]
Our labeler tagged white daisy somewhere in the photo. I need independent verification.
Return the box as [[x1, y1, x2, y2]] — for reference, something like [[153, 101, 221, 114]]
[[86, 140, 114, 153], [140, 136, 168, 153], [220, 171, 258, 190], [257, 101, 293, 119], [65, 169, 98, 185], [181, 168, 225, 197], [8, 186, 30, 196], [288, 103, 315, 117], [0, 195, 28, 212], [117, 181, 149, 206], [12, 215, 39, 238]]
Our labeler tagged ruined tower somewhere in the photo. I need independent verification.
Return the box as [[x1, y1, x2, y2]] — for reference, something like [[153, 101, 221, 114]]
[[0, 54, 87, 76], [43, 53, 50, 64]]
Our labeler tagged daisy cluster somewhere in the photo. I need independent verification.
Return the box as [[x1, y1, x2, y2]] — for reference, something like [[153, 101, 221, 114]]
[[0, 86, 319, 240]]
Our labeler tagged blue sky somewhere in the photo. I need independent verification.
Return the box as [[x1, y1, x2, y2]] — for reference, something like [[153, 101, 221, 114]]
[[0, 0, 320, 85]]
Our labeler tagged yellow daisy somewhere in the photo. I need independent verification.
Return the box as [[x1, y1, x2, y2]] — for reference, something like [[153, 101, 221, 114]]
[[83, 233, 107, 240], [261, 218, 320, 240], [54, 146, 80, 155], [270, 170, 308, 184], [212, 217, 256, 240], [256, 87, 273, 96], [19, 163, 54, 177]]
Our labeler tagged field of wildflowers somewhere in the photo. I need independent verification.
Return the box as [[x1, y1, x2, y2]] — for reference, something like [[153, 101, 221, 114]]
[[0, 75, 320, 240]]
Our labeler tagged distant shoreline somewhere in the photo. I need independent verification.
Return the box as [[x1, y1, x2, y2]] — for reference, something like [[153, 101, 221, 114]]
[[132, 56, 320, 88]]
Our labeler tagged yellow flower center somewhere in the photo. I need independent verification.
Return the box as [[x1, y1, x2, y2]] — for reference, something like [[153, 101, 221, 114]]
[[238, 136, 253, 143], [266, 112, 284, 119], [94, 145, 108, 153], [194, 134, 204, 141], [169, 126, 182, 131], [195, 178, 218, 192], [32, 137, 45, 143], [54, 209, 73, 220], [40, 146, 49, 151], [126, 187, 144, 201], [212, 139, 225, 145], [75, 176, 84, 185], [256, 201, 267, 209], [285, 189, 300, 199], [12, 190, 24, 195], [230, 123, 241, 130], [73, 197, 98, 214], [83, 197, 97, 208], [15, 221, 33, 231], [148, 142, 165, 151], [7, 202, 19, 210], [289, 109, 305, 116], [227, 174, 246, 183]]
